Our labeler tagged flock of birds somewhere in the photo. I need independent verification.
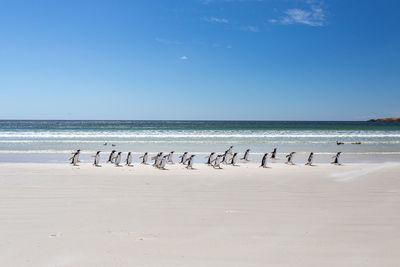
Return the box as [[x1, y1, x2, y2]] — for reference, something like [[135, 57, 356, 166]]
[[69, 146, 343, 169]]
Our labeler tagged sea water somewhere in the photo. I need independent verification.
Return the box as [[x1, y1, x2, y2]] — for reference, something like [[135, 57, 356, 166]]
[[0, 120, 399, 164]]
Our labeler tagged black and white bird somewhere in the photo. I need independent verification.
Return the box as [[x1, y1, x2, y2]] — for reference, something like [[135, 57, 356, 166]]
[[226, 146, 234, 162], [205, 152, 216, 165], [241, 149, 250, 162], [113, 152, 122, 167], [152, 152, 163, 167], [69, 150, 80, 166], [260, 153, 268, 168], [139, 152, 148, 164], [221, 151, 228, 164], [229, 152, 239, 166], [213, 155, 223, 169], [179, 152, 188, 164], [331, 152, 342, 165], [151, 152, 161, 166], [159, 155, 168, 170], [126, 152, 133, 167], [92, 151, 101, 167], [270, 148, 277, 159], [167, 151, 175, 164], [285, 152, 296, 165], [108, 150, 116, 163], [186, 155, 195, 169], [305, 152, 314, 166]]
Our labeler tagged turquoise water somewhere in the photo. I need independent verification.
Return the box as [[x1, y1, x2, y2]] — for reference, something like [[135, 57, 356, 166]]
[[0, 120, 399, 163]]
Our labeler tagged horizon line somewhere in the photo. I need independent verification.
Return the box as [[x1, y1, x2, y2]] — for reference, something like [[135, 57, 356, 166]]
[[0, 119, 382, 122]]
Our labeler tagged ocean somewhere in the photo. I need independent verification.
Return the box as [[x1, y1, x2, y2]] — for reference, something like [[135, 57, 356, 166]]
[[0, 120, 399, 164]]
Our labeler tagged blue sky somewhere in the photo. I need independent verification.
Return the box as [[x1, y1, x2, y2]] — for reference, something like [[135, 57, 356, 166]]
[[0, 0, 399, 120]]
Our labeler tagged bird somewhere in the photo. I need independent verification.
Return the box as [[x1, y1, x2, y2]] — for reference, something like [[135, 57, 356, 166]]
[[69, 150, 80, 166], [241, 149, 250, 162], [167, 151, 175, 164], [159, 155, 168, 170], [139, 152, 148, 164], [270, 148, 277, 159], [221, 151, 228, 164], [179, 152, 188, 164], [125, 152, 133, 167], [112, 152, 122, 167], [226, 146, 234, 162], [305, 152, 314, 166], [151, 152, 161, 164], [331, 152, 342, 165], [229, 152, 239, 166], [92, 151, 101, 167], [107, 150, 116, 163], [260, 153, 268, 168], [336, 141, 344, 145], [152, 152, 163, 167], [186, 155, 195, 169], [213, 155, 223, 169], [285, 152, 296, 165], [205, 152, 216, 165]]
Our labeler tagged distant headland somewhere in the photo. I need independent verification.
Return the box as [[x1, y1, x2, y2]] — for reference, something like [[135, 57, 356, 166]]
[[368, 117, 400, 122]]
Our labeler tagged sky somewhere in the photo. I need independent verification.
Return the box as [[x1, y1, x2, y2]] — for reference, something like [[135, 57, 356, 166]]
[[0, 0, 399, 120]]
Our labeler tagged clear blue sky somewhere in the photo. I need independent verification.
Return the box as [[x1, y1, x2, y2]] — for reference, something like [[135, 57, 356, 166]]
[[0, 0, 399, 120]]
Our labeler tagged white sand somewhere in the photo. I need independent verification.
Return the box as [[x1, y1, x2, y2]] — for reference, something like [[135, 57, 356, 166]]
[[1, 163, 400, 266]]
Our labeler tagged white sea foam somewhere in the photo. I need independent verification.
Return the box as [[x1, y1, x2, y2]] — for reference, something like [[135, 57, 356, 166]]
[[1, 140, 400, 144], [0, 130, 400, 139]]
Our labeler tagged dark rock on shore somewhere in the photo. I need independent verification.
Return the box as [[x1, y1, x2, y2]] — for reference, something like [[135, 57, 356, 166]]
[[368, 117, 400, 122]]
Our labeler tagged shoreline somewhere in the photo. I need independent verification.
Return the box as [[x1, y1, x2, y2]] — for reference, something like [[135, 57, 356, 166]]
[[0, 152, 399, 164]]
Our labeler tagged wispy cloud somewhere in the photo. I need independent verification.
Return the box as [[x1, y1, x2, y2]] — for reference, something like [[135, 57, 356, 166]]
[[202, 0, 264, 4], [269, 1, 326, 27], [155, 38, 182, 45], [204, 17, 229, 23], [241, 25, 259, 32], [180, 56, 188, 60], [211, 43, 233, 49]]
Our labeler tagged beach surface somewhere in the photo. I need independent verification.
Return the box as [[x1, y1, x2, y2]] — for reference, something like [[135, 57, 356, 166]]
[[1, 163, 399, 266]]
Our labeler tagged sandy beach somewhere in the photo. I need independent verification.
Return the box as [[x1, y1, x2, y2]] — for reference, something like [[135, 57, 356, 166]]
[[1, 162, 399, 266]]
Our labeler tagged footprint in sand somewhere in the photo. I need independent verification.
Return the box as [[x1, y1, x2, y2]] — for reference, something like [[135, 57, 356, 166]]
[[225, 210, 240, 214], [49, 232, 63, 238]]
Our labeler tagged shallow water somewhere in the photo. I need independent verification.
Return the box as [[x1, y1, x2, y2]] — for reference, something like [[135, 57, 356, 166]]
[[0, 120, 399, 163]]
